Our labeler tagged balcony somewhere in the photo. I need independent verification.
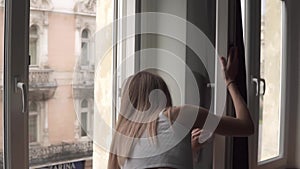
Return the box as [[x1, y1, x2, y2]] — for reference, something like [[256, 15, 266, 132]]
[[29, 140, 93, 167], [29, 67, 57, 101], [0, 140, 93, 168], [0, 68, 57, 101], [72, 67, 94, 99]]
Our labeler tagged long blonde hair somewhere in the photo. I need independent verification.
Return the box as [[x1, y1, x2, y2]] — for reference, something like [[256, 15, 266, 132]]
[[108, 71, 172, 169]]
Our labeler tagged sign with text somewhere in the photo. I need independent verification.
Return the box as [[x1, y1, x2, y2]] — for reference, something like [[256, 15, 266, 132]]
[[39, 161, 85, 169]]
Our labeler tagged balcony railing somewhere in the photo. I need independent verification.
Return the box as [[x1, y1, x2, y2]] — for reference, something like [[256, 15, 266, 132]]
[[73, 67, 94, 99], [73, 67, 94, 87], [0, 68, 57, 101], [29, 68, 57, 88], [29, 140, 93, 167], [29, 67, 57, 101], [0, 141, 93, 168]]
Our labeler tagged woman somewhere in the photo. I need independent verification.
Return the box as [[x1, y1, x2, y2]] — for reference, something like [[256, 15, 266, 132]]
[[108, 47, 254, 169]]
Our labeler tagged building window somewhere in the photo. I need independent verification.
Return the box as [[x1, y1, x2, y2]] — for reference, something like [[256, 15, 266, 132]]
[[29, 25, 39, 66], [29, 102, 39, 143], [81, 29, 90, 66], [80, 99, 89, 137]]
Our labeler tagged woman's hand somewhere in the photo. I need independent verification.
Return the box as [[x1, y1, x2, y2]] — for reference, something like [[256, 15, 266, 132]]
[[219, 47, 239, 86], [191, 128, 214, 153], [191, 128, 202, 153], [191, 128, 214, 163]]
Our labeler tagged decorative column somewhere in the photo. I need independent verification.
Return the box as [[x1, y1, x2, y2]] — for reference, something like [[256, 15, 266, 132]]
[[75, 18, 82, 68], [41, 101, 50, 146], [40, 12, 49, 68], [74, 100, 81, 140]]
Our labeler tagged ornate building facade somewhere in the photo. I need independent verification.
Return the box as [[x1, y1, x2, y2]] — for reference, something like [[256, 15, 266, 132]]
[[0, 0, 96, 168]]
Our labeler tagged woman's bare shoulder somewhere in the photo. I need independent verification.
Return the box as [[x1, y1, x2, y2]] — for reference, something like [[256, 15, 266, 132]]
[[162, 106, 180, 123], [163, 105, 208, 123]]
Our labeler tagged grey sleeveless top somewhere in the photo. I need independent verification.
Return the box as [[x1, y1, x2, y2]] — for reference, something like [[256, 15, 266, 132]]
[[122, 112, 193, 169]]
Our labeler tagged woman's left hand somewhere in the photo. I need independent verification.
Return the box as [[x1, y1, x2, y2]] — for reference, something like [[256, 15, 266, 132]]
[[191, 128, 202, 153]]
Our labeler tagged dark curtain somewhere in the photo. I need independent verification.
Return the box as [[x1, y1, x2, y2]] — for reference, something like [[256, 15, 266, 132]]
[[228, 0, 249, 168], [186, 0, 249, 168], [186, 0, 216, 168]]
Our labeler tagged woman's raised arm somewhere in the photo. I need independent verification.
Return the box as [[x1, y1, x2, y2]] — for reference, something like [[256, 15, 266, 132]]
[[171, 47, 254, 136]]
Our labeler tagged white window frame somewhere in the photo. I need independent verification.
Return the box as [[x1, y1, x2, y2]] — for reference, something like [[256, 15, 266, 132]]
[[113, 0, 138, 125], [213, 0, 229, 169], [244, 0, 289, 168]]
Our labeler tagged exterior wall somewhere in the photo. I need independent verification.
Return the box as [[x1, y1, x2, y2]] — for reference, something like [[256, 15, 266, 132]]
[[48, 12, 76, 71], [52, 0, 75, 12], [48, 88, 76, 143], [0, 0, 96, 168], [47, 12, 77, 144]]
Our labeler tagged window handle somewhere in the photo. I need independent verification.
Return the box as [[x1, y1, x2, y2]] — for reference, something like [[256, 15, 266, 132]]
[[260, 78, 266, 95], [252, 77, 266, 96], [15, 79, 28, 113], [252, 77, 259, 96], [206, 83, 215, 88]]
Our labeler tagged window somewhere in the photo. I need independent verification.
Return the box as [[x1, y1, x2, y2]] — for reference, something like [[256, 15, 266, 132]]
[[29, 102, 39, 144], [3, 0, 102, 168], [258, 0, 284, 162], [81, 29, 90, 66], [81, 112, 88, 137], [29, 25, 38, 65], [242, 0, 287, 168], [80, 99, 89, 138]]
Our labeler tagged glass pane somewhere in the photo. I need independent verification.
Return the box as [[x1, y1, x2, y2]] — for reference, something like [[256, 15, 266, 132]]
[[30, 25, 38, 34], [30, 25, 38, 65], [82, 29, 89, 38], [81, 42, 89, 65], [29, 39, 37, 65], [81, 112, 88, 137], [258, 0, 283, 162], [30, 102, 38, 112], [81, 99, 88, 108], [28, 1, 101, 168]]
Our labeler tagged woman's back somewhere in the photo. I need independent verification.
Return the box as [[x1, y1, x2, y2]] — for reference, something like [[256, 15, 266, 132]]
[[122, 112, 193, 169], [109, 52, 255, 169]]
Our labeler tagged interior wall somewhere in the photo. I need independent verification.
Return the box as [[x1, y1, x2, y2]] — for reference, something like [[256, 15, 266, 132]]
[[285, 0, 300, 167], [138, 0, 187, 106]]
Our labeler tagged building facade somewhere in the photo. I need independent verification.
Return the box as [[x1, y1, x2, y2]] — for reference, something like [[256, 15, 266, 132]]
[[0, 0, 96, 168]]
